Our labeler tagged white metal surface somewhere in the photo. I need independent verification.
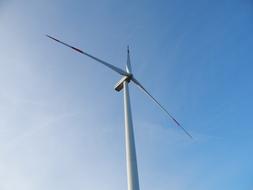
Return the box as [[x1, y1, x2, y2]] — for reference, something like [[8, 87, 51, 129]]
[[123, 80, 140, 190]]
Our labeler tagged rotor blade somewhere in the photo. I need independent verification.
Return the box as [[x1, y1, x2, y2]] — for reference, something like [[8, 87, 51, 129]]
[[46, 35, 128, 76], [132, 77, 193, 139], [126, 46, 132, 73]]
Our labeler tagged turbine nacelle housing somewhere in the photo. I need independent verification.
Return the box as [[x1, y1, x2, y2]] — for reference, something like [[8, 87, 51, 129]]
[[114, 74, 132, 92]]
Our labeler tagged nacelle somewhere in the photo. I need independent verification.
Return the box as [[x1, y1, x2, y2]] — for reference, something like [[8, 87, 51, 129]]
[[114, 75, 132, 92]]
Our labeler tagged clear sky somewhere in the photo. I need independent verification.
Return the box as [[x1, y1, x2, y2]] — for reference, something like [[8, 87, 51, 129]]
[[0, 0, 253, 189]]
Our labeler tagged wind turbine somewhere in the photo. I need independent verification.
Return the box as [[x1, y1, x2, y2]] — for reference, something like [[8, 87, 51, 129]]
[[46, 35, 192, 190]]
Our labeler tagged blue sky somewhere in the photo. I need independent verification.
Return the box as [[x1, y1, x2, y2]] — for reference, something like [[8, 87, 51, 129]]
[[0, 0, 253, 189]]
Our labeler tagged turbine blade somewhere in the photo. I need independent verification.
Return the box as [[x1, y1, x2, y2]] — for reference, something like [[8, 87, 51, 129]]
[[126, 46, 132, 73], [132, 77, 193, 139], [46, 35, 128, 76]]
